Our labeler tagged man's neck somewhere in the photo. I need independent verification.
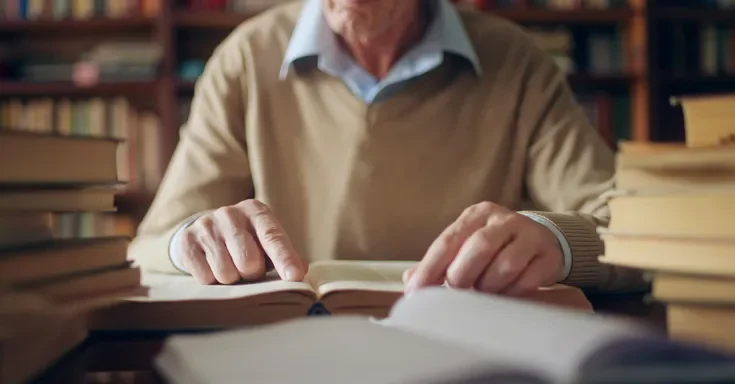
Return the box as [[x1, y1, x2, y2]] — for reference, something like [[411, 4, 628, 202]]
[[340, 3, 428, 79]]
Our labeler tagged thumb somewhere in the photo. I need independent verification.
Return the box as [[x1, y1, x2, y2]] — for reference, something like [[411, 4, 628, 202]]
[[402, 265, 417, 286]]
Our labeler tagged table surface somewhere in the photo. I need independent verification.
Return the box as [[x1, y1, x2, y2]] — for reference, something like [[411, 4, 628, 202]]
[[30, 292, 666, 384]]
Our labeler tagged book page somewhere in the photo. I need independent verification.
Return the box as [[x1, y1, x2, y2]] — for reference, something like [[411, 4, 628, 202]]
[[381, 287, 651, 383], [130, 272, 315, 303], [305, 260, 416, 297], [156, 316, 549, 384]]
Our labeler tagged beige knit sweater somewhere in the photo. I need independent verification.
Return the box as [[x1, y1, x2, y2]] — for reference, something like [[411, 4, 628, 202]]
[[129, 2, 644, 292]]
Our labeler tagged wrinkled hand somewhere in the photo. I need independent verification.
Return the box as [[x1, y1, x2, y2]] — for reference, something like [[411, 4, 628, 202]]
[[404, 202, 563, 296], [177, 199, 308, 285]]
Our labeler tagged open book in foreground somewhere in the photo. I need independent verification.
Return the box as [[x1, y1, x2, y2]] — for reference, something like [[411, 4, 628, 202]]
[[89, 260, 591, 330], [156, 288, 735, 384]]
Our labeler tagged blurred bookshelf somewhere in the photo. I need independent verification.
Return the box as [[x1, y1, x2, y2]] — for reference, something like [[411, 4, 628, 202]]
[[2, 0, 735, 230]]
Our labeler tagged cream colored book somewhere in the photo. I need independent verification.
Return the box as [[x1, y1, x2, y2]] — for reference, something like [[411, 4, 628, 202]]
[[604, 189, 735, 238], [667, 303, 735, 354], [598, 229, 735, 278], [614, 167, 735, 192], [89, 260, 592, 331], [651, 272, 735, 305], [671, 94, 735, 148], [616, 144, 735, 173], [614, 141, 735, 191]]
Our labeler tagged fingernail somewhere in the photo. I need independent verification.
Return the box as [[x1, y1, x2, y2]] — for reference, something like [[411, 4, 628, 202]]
[[284, 266, 300, 281]]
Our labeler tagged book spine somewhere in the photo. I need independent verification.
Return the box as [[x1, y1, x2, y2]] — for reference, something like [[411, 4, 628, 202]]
[[307, 302, 330, 316]]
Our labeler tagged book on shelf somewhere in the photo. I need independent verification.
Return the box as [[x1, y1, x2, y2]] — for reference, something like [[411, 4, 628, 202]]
[[155, 287, 735, 384], [89, 260, 592, 331], [1, 0, 161, 20]]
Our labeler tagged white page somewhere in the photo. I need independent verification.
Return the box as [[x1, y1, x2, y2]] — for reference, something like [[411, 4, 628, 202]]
[[156, 316, 546, 384], [382, 287, 652, 383]]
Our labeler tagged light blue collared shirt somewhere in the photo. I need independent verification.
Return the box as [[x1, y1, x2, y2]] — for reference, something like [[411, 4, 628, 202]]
[[279, 0, 482, 104], [171, 0, 573, 282]]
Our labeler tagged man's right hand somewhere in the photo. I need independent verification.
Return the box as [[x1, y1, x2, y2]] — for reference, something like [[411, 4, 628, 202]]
[[176, 199, 308, 285]]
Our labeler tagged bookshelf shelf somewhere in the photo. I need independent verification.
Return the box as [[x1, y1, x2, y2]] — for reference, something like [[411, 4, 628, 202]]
[[0, 17, 155, 33], [173, 11, 254, 28], [661, 75, 735, 87], [0, 81, 160, 97], [568, 73, 636, 87], [176, 79, 196, 92], [170, 8, 633, 29], [488, 8, 634, 24], [654, 8, 735, 22]]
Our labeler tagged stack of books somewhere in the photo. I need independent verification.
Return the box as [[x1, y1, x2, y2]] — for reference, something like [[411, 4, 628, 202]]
[[0, 129, 143, 382], [599, 93, 735, 354]]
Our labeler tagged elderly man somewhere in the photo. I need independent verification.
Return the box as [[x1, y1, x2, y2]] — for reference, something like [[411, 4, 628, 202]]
[[129, 0, 643, 295]]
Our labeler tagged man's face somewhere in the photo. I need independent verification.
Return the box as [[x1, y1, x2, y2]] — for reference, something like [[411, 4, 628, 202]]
[[322, 0, 417, 42]]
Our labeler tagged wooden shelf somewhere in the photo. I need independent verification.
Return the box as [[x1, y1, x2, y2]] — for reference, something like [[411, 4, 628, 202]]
[[170, 8, 633, 29], [488, 8, 634, 24], [568, 73, 635, 87], [0, 81, 160, 97], [176, 79, 196, 92], [173, 11, 254, 28], [661, 74, 735, 87], [0, 17, 155, 32], [655, 8, 735, 22]]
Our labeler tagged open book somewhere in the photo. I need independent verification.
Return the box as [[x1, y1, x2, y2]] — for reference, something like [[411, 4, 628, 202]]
[[156, 288, 735, 384], [89, 260, 591, 331]]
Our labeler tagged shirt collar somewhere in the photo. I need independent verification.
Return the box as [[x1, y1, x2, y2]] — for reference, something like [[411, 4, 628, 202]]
[[279, 0, 482, 79]]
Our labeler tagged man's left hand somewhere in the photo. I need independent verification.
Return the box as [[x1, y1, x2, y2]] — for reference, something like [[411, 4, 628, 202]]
[[404, 202, 564, 296]]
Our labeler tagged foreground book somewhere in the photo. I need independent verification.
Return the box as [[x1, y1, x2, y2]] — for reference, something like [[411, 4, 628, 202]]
[[0, 292, 88, 384], [156, 288, 735, 384], [90, 260, 591, 330]]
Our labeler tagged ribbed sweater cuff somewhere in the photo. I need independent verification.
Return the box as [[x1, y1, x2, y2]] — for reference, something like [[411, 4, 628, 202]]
[[520, 211, 603, 287], [127, 224, 184, 275]]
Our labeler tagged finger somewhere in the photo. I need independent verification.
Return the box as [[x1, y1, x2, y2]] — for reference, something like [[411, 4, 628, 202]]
[[228, 231, 266, 280], [402, 265, 417, 285], [475, 236, 536, 293], [194, 216, 241, 284], [500, 252, 558, 297], [180, 230, 216, 285], [445, 223, 515, 289], [406, 205, 491, 293], [215, 208, 266, 280], [239, 200, 306, 281]]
